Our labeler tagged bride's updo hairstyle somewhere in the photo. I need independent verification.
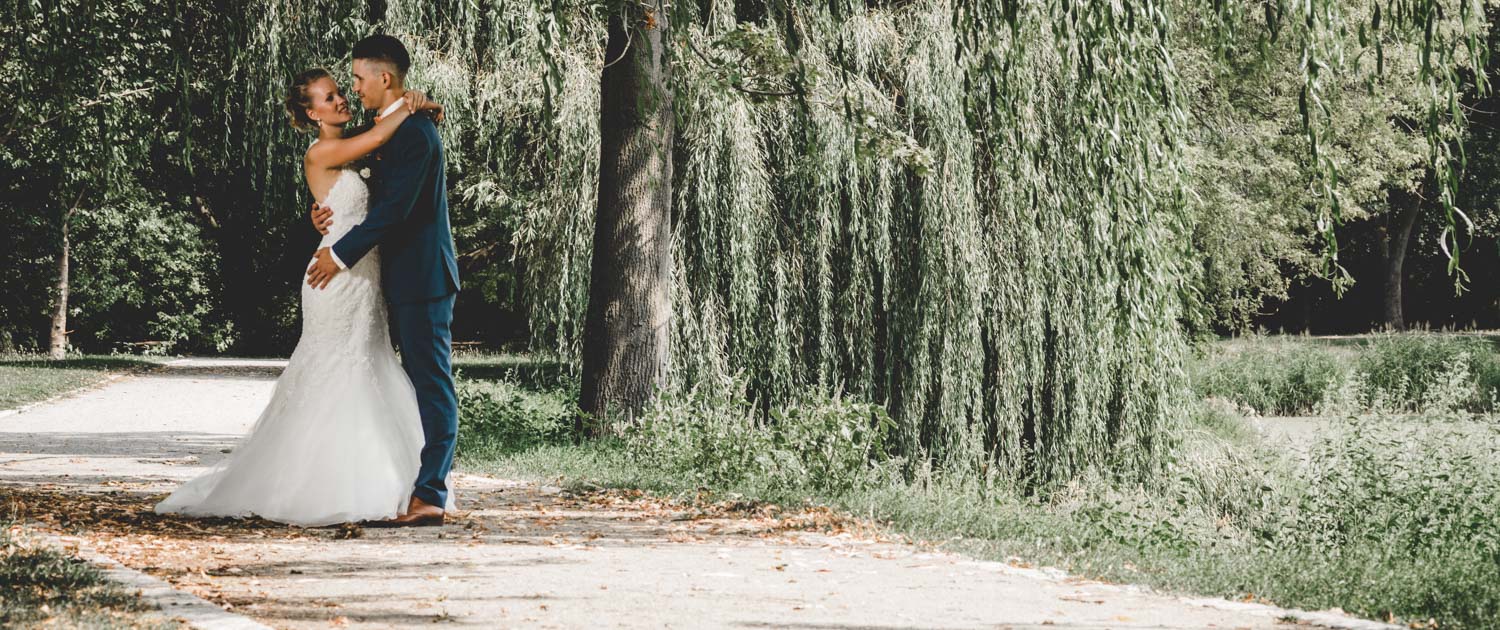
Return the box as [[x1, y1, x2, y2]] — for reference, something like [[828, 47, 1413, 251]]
[[284, 68, 332, 131]]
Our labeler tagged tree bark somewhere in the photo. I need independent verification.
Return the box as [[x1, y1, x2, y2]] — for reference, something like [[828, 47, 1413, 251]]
[[578, 2, 675, 435], [48, 216, 71, 360], [1382, 190, 1422, 331]]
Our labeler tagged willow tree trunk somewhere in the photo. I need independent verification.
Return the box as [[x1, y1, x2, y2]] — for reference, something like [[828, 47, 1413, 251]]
[[1382, 191, 1422, 331], [578, 2, 674, 436], [48, 219, 71, 360]]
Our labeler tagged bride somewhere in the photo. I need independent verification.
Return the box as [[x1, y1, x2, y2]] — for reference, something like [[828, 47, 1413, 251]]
[[155, 68, 445, 527]]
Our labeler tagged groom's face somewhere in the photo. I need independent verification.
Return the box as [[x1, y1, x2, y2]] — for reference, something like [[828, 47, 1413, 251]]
[[351, 59, 390, 111]]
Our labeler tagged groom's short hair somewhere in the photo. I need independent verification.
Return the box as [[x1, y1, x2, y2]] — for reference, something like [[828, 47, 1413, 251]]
[[353, 34, 411, 80]]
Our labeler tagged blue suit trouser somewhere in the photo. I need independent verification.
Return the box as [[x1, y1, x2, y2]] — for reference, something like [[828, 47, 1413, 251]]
[[391, 293, 458, 508]]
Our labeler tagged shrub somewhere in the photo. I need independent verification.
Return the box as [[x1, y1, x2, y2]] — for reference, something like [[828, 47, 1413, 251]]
[[1194, 333, 1500, 417], [1356, 333, 1498, 414], [1259, 417, 1500, 626], [624, 382, 896, 494], [624, 384, 771, 489], [1191, 338, 1349, 415], [455, 373, 575, 455], [1289, 419, 1500, 559]]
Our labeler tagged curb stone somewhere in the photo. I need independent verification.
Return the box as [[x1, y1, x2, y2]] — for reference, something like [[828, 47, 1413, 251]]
[[46, 534, 273, 630]]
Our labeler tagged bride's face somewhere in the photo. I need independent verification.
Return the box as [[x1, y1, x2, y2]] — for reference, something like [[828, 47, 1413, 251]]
[[304, 77, 353, 128]]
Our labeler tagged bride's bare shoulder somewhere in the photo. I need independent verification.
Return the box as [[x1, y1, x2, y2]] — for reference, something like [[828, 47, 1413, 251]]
[[303, 141, 325, 165], [303, 138, 344, 168]]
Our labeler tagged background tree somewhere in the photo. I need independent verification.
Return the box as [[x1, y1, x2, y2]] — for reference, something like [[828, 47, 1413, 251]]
[[1177, 0, 1492, 334], [578, 0, 675, 432], [0, 0, 223, 358]]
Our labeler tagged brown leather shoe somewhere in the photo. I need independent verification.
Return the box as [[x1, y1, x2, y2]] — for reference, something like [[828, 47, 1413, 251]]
[[366, 496, 445, 528]]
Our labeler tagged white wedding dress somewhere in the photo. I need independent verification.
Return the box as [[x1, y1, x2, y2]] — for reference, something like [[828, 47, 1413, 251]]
[[156, 166, 427, 527]]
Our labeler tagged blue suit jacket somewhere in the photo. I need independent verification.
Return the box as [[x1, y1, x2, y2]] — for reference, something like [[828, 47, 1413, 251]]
[[332, 116, 460, 304]]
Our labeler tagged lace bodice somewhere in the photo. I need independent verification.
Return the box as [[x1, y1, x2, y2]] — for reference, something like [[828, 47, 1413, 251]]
[[301, 166, 381, 349], [319, 169, 370, 247]]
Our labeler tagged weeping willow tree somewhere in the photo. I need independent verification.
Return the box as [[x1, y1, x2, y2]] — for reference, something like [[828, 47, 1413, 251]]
[[168, 0, 1485, 484]]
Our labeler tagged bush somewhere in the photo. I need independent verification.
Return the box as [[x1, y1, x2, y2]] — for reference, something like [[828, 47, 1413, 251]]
[[1042, 406, 1500, 627], [1193, 333, 1500, 417], [1249, 418, 1500, 626], [1356, 333, 1499, 414], [624, 382, 896, 494], [455, 372, 575, 456], [1289, 419, 1500, 560], [1191, 338, 1349, 415]]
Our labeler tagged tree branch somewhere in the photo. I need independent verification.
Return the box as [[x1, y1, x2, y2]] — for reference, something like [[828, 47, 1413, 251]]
[[63, 185, 89, 223], [684, 33, 801, 99]]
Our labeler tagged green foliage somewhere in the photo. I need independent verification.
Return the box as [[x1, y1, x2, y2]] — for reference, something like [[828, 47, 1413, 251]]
[[1293, 419, 1500, 557], [70, 200, 231, 353], [454, 368, 576, 457], [2, 0, 1492, 490], [1231, 417, 1500, 627], [624, 382, 897, 495], [1174, 0, 1432, 331], [1191, 337, 1351, 415], [0, 525, 170, 628], [1355, 332, 1500, 412], [350, 0, 1207, 482], [1194, 333, 1500, 416], [0, 0, 237, 352]]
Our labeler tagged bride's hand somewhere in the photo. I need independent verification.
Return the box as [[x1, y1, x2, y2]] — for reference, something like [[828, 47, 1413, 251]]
[[405, 90, 444, 123]]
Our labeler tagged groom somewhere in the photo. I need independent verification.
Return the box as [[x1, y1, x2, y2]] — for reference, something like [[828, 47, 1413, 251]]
[[306, 34, 461, 527]]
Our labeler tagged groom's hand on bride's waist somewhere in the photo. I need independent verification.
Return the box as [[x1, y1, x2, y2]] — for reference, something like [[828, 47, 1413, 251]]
[[307, 247, 342, 290], [310, 202, 333, 235]]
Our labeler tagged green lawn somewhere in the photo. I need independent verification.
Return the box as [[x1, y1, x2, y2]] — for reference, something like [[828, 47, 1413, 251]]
[[0, 355, 161, 410], [0, 524, 178, 629], [453, 339, 1500, 629]]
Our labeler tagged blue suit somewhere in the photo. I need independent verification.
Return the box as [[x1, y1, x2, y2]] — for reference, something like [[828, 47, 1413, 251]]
[[333, 115, 461, 508]]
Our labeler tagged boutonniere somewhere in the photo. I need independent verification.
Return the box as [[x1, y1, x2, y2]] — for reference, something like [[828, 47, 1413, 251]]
[[359, 167, 372, 179]]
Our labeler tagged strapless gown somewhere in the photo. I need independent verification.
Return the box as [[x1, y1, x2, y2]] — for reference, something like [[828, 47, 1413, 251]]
[[155, 168, 429, 526]]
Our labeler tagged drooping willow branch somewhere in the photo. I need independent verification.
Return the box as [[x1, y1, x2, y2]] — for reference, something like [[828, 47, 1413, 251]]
[[210, 0, 1491, 488]]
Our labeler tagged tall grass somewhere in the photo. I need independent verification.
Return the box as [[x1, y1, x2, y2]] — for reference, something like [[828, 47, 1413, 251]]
[[1191, 333, 1500, 416]]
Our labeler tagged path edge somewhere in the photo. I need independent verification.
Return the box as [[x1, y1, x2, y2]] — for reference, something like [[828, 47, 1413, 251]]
[[947, 556, 1401, 629], [44, 534, 273, 630], [0, 373, 132, 419]]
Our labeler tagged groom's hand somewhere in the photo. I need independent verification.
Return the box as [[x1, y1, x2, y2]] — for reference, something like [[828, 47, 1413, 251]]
[[310, 202, 333, 235], [306, 247, 341, 289]]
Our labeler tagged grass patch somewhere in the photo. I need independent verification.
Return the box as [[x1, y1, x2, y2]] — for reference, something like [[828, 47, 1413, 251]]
[[0, 524, 175, 628], [453, 353, 575, 456], [454, 342, 1500, 629], [1192, 332, 1500, 416], [0, 355, 161, 410]]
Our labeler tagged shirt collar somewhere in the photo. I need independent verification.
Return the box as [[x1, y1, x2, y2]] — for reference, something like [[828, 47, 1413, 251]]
[[379, 97, 406, 120]]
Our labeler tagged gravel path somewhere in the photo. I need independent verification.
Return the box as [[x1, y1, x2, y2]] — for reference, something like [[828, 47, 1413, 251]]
[[1, 358, 1385, 629]]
